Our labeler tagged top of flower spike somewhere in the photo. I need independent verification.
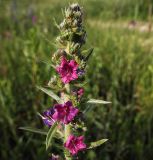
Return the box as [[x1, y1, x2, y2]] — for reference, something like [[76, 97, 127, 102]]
[[60, 3, 83, 30], [70, 3, 82, 11], [65, 3, 83, 19], [57, 3, 86, 51]]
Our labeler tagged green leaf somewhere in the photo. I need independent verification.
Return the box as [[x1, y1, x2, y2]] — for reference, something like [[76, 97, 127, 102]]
[[87, 99, 111, 104], [88, 139, 108, 149], [36, 59, 56, 69], [82, 48, 93, 55], [46, 122, 58, 150], [74, 81, 88, 87], [19, 127, 47, 135], [37, 86, 62, 103], [84, 48, 94, 61], [37, 112, 63, 139]]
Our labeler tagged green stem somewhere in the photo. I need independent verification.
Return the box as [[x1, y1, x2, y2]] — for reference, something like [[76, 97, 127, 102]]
[[64, 84, 73, 160], [64, 124, 72, 160], [65, 125, 71, 141]]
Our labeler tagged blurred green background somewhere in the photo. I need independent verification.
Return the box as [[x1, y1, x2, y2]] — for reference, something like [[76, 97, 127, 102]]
[[0, 0, 153, 159]]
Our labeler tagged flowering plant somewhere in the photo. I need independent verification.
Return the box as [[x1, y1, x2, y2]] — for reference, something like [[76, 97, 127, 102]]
[[21, 3, 110, 160]]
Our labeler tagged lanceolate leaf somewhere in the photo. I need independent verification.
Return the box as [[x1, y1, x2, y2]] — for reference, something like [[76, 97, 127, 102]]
[[84, 48, 94, 61], [37, 86, 62, 103], [19, 127, 47, 135], [36, 59, 56, 69], [88, 139, 108, 149], [46, 122, 58, 150], [87, 99, 111, 104]]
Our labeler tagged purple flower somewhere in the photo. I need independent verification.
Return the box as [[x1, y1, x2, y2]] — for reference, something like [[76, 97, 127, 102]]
[[64, 135, 86, 155], [52, 101, 79, 124], [56, 57, 78, 84], [72, 88, 84, 100], [49, 154, 59, 160], [77, 69, 85, 76], [42, 108, 55, 127]]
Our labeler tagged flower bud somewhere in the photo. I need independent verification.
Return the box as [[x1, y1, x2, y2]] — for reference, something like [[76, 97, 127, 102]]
[[48, 75, 57, 86]]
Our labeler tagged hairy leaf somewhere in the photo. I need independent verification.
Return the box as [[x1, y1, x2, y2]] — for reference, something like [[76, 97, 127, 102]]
[[87, 99, 111, 104], [46, 122, 58, 150], [37, 86, 62, 103], [19, 127, 47, 135], [84, 48, 94, 61], [88, 139, 108, 149], [36, 59, 56, 68]]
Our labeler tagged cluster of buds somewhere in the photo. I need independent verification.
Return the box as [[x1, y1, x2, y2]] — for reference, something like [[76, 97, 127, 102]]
[[38, 3, 106, 160], [57, 3, 86, 51]]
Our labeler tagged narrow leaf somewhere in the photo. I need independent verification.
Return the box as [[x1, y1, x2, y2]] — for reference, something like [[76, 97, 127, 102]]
[[88, 139, 108, 149], [37, 86, 62, 103], [84, 48, 94, 61], [82, 48, 93, 55], [19, 127, 47, 135], [36, 58, 56, 69], [46, 122, 58, 150], [87, 99, 111, 104]]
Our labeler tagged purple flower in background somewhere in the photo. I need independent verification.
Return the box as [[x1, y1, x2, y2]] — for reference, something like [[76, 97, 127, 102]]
[[64, 135, 86, 155], [42, 108, 55, 127], [52, 101, 79, 124], [56, 57, 78, 84], [32, 15, 37, 24]]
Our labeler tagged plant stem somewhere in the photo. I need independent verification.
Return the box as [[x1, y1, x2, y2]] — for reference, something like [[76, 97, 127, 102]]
[[64, 125, 71, 141], [64, 124, 72, 160], [64, 84, 72, 160]]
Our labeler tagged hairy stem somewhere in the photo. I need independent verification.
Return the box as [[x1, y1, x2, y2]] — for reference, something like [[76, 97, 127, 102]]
[[64, 124, 71, 141], [64, 124, 72, 160], [64, 84, 72, 160]]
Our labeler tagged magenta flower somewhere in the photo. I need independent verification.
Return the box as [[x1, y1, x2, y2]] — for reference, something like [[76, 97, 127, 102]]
[[72, 88, 84, 100], [64, 135, 86, 155], [56, 57, 78, 84], [42, 108, 55, 127], [52, 101, 79, 124]]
